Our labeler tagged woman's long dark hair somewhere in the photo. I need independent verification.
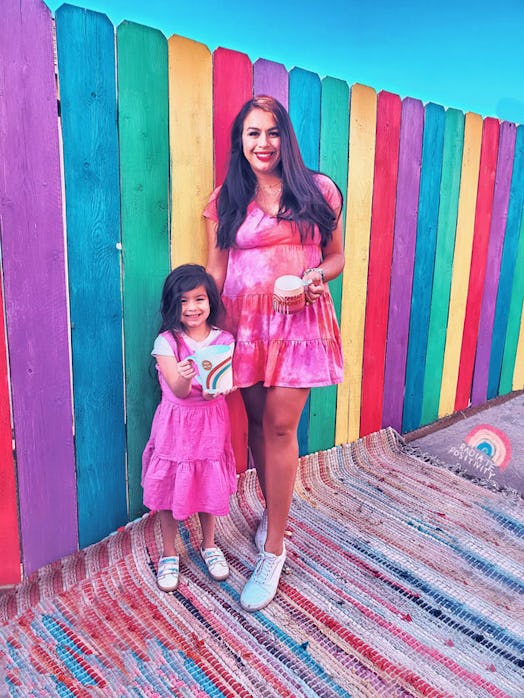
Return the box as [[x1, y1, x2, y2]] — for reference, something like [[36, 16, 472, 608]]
[[159, 264, 224, 334], [216, 95, 342, 249]]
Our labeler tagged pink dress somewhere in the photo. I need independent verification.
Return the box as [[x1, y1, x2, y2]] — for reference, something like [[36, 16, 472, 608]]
[[141, 330, 237, 520], [203, 173, 344, 388]]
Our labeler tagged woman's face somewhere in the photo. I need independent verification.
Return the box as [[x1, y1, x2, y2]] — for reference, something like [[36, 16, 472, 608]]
[[241, 108, 281, 178]]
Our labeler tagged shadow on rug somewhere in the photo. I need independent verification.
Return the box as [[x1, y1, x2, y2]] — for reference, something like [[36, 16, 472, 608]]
[[1, 428, 522, 697]]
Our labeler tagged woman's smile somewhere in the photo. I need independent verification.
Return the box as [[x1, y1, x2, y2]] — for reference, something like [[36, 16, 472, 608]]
[[242, 108, 281, 178]]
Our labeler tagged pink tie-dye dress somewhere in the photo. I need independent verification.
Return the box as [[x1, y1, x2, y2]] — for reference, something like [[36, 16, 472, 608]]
[[203, 173, 344, 388]]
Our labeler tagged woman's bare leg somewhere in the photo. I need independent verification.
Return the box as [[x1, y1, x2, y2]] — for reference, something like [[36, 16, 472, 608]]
[[262, 386, 310, 556], [158, 510, 179, 557], [240, 383, 268, 498]]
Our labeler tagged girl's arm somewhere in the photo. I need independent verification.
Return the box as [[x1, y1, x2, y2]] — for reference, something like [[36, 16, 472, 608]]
[[205, 217, 229, 293], [155, 355, 197, 399]]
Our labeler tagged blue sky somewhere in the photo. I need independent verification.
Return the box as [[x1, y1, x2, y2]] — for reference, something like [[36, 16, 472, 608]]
[[47, 0, 524, 124]]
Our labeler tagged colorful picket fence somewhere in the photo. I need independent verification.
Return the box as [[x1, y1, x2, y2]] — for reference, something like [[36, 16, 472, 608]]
[[1, 0, 523, 586]]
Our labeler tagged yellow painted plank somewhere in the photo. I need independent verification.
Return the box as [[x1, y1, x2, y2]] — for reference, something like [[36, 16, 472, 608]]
[[512, 304, 524, 390], [438, 112, 483, 417], [168, 35, 213, 268], [335, 84, 377, 444]]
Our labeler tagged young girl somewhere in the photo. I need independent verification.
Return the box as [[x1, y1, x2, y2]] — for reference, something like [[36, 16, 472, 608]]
[[142, 263, 237, 592]]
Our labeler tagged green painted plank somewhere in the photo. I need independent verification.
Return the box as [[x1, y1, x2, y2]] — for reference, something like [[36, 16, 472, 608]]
[[309, 76, 349, 453], [421, 109, 464, 425], [56, 4, 127, 547], [117, 21, 170, 518]]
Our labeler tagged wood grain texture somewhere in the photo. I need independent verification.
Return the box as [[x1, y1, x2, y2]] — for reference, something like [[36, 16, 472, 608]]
[[487, 125, 524, 398], [500, 206, 524, 393], [309, 76, 349, 453], [212, 47, 252, 471], [336, 84, 377, 444], [360, 91, 401, 436], [402, 103, 446, 433], [168, 35, 213, 268], [213, 48, 253, 185], [56, 4, 127, 549], [0, 0, 78, 576], [382, 98, 424, 433], [253, 58, 288, 109], [454, 117, 499, 411], [438, 112, 483, 418], [289, 67, 321, 455], [421, 109, 465, 425], [471, 122, 517, 405], [511, 304, 524, 390], [117, 22, 170, 517]]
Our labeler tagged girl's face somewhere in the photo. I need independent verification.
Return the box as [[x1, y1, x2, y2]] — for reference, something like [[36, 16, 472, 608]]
[[241, 108, 281, 178], [180, 285, 210, 333]]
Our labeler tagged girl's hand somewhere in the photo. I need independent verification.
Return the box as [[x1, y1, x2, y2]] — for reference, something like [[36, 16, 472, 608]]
[[177, 358, 197, 380]]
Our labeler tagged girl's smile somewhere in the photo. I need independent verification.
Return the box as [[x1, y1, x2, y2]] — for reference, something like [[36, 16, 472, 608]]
[[180, 285, 211, 339]]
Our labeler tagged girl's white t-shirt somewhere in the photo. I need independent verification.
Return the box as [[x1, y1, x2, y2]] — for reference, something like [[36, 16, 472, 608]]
[[152, 328, 221, 357]]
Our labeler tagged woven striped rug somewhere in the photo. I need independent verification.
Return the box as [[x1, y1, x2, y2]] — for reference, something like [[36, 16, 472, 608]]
[[1, 428, 522, 697]]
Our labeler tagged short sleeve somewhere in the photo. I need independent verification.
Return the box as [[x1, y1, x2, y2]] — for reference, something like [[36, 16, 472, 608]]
[[315, 174, 342, 217], [152, 334, 175, 357], [202, 185, 222, 222]]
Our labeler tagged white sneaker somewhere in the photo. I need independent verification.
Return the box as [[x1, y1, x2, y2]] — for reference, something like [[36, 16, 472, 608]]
[[240, 545, 286, 612], [254, 509, 268, 552], [157, 556, 179, 592], [200, 546, 229, 581]]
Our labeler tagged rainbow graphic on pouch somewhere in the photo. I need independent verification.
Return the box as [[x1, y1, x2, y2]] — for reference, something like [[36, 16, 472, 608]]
[[204, 356, 232, 392], [464, 424, 512, 470]]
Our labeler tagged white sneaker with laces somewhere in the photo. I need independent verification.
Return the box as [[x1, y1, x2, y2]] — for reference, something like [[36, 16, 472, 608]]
[[200, 546, 229, 581], [240, 544, 286, 612], [254, 509, 268, 552], [157, 556, 179, 592]]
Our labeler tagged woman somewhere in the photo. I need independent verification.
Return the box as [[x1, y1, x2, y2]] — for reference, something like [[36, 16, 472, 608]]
[[204, 95, 344, 612]]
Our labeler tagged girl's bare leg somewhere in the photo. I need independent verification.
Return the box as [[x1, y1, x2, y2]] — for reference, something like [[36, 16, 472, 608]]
[[199, 512, 216, 549], [158, 510, 179, 557], [241, 383, 268, 498], [262, 386, 310, 556]]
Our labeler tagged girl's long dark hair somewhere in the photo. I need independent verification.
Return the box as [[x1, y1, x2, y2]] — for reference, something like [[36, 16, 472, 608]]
[[159, 264, 224, 334], [216, 95, 342, 249]]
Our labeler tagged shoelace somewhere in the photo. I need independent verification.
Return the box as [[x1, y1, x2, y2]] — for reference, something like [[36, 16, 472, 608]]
[[253, 552, 281, 583]]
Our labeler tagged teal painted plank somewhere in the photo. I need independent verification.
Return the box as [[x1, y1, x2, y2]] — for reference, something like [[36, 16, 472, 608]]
[[56, 5, 127, 547], [309, 76, 349, 453], [402, 103, 445, 432], [488, 125, 524, 397], [117, 22, 170, 518], [421, 109, 465, 425], [289, 67, 321, 456]]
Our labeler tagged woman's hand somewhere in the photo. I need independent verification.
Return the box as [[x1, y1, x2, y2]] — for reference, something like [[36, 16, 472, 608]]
[[303, 270, 325, 304]]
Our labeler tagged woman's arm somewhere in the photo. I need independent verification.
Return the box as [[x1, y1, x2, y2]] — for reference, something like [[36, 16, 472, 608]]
[[155, 355, 196, 399], [303, 214, 345, 302], [205, 218, 229, 293]]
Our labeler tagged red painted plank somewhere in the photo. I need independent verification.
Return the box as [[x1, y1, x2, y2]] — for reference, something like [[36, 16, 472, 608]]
[[212, 47, 253, 472], [0, 0, 78, 575], [360, 91, 401, 436], [454, 117, 499, 411]]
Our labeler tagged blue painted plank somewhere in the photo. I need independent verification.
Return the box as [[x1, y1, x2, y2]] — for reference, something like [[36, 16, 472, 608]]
[[56, 5, 127, 547], [402, 103, 445, 432]]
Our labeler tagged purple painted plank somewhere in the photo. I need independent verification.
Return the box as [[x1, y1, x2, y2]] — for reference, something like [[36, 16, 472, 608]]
[[471, 122, 517, 406], [382, 98, 424, 432], [253, 58, 288, 109], [0, 0, 78, 575]]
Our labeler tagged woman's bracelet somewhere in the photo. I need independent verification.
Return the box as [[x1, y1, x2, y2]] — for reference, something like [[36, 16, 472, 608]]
[[303, 267, 325, 282]]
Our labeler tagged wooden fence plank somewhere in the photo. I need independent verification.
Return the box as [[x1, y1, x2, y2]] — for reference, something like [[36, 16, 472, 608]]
[[421, 109, 464, 425], [500, 206, 524, 393], [55, 4, 127, 548], [487, 125, 524, 398], [438, 112, 483, 418], [309, 76, 349, 453], [471, 122, 517, 405], [382, 98, 424, 433], [212, 47, 252, 472], [402, 103, 446, 433], [253, 58, 288, 108], [169, 35, 213, 268], [289, 67, 321, 455], [360, 91, 401, 436], [0, 0, 78, 575], [117, 22, 170, 518], [336, 84, 377, 444], [454, 117, 499, 411]]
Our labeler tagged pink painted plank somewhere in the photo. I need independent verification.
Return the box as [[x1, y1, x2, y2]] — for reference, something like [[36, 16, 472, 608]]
[[253, 58, 288, 109], [0, 0, 78, 575], [381, 98, 424, 432], [471, 122, 517, 406]]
